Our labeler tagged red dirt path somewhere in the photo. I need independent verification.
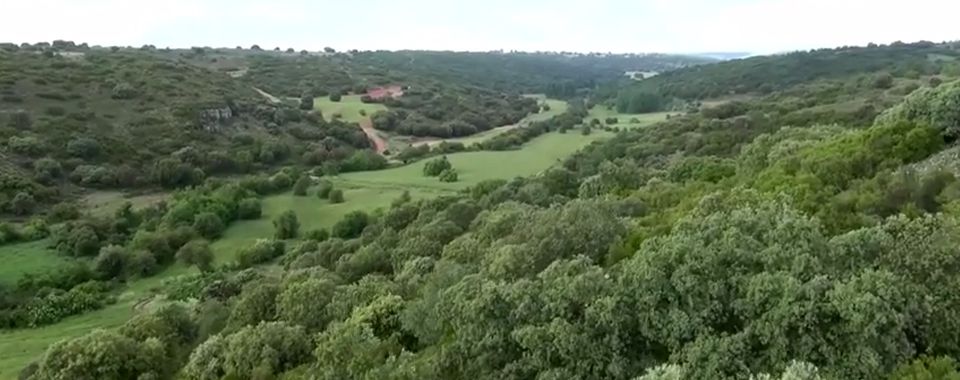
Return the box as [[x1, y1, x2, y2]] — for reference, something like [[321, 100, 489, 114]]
[[359, 117, 388, 154]]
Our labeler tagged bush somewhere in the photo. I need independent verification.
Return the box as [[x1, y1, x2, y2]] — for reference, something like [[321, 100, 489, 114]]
[[236, 239, 285, 268], [331, 210, 369, 239], [7, 110, 31, 130], [423, 156, 452, 176], [237, 198, 262, 220], [9, 136, 43, 156], [192, 212, 225, 239], [328, 189, 344, 203], [292, 177, 310, 196], [604, 117, 619, 125], [299, 94, 314, 110], [274, 210, 300, 239], [11, 192, 36, 215], [93, 245, 129, 280], [66, 137, 101, 159], [329, 93, 342, 102], [438, 168, 459, 182], [316, 180, 334, 199], [33, 157, 62, 183], [176, 240, 214, 272], [270, 172, 293, 191], [305, 228, 330, 242]]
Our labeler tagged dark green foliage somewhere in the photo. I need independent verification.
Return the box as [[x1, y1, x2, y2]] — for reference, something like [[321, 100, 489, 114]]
[[273, 210, 300, 239], [423, 156, 452, 176], [176, 240, 215, 272], [306, 228, 330, 242], [438, 168, 458, 182], [889, 357, 960, 380], [328, 189, 344, 203], [236, 240, 285, 269], [616, 90, 664, 113], [184, 321, 311, 380], [66, 137, 101, 159], [299, 94, 314, 110], [93, 245, 129, 279], [192, 212, 225, 239], [11, 192, 36, 215], [316, 180, 334, 199], [237, 198, 262, 220], [331, 210, 369, 239], [329, 92, 342, 102], [292, 176, 310, 196]]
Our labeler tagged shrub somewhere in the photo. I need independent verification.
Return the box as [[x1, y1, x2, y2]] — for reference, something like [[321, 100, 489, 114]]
[[93, 245, 129, 280], [9, 136, 44, 156], [236, 239, 285, 268], [306, 228, 330, 242], [328, 189, 344, 203], [423, 156, 452, 176], [11, 192, 36, 215], [299, 94, 314, 110], [66, 137, 101, 159], [237, 198, 262, 220], [316, 180, 334, 199], [274, 210, 300, 239], [329, 93, 342, 102], [270, 172, 292, 191], [176, 240, 214, 272], [293, 176, 310, 196], [439, 168, 459, 182], [33, 157, 62, 183], [7, 110, 31, 130], [192, 212, 225, 239], [331, 210, 369, 239]]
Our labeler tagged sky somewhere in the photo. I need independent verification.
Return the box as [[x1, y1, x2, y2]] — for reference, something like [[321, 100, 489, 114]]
[[2, 0, 959, 55]]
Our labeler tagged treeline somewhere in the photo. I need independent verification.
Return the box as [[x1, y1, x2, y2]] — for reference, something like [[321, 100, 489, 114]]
[[632, 41, 960, 99], [370, 87, 538, 138]]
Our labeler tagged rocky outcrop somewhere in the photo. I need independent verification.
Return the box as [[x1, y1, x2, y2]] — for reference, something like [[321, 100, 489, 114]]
[[199, 107, 233, 132]]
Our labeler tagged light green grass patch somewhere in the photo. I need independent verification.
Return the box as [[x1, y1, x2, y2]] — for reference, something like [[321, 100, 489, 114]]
[[339, 131, 610, 192], [0, 240, 74, 287], [211, 186, 436, 264], [313, 95, 387, 123], [586, 106, 671, 130]]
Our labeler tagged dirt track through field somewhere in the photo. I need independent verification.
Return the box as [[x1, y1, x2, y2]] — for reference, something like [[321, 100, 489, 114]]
[[359, 117, 388, 154]]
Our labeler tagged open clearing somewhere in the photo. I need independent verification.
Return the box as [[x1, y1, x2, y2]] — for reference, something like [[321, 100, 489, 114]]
[[82, 191, 170, 217], [0, 240, 74, 287], [339, 130, 610, 192], [313, 95, 387, 123], [586, 106, 672, 129]]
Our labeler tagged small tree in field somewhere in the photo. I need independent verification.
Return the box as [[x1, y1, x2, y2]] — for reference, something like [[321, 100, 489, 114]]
[[439, 168, 458, 182], [299, 94, 314, 110], [274, 210, 300, 239], [193, 212, 225, 239], [329, 189, 345, 203], [176, 240, 214, 272], [293, 177, 310, 196], [329, 93, 342, 102], [423, 156, 452, 176], [316, 180, 334, 199]]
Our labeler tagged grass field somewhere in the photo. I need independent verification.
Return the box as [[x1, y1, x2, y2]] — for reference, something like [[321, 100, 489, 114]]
[[339, 130, 610, 192], [585, 106, 671, 130], [210, 186, 438, 264], [313, 95, 387, 123], [0, 240, 74, 287]]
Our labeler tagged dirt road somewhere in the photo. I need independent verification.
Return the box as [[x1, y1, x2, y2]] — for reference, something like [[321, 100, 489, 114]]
[[253, 87, 281, 104], [359, 117, 388, 154]]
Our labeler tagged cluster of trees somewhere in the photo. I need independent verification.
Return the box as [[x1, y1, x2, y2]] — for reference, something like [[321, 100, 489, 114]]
[[370, 88, 538, 138], [0, 167, 314, 329]]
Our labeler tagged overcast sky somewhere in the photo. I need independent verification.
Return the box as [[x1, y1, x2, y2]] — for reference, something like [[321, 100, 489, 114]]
[[2, 0, 958, 54]]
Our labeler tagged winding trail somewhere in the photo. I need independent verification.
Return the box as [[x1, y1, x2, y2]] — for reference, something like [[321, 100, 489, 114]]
[[253, 87, 281, 104], [359, 117, 388, 154]]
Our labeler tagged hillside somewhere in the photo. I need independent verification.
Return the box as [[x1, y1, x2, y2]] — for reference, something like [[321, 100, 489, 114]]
[[0, 46, 372, 216], [632, 41, 960, 99]]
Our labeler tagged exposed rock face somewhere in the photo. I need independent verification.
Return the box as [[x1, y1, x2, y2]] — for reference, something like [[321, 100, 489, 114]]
[[199, 107, 233, 132]]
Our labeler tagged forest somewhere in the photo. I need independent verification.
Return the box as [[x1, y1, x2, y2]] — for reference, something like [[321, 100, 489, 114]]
[[3, 38, 960, 380]]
